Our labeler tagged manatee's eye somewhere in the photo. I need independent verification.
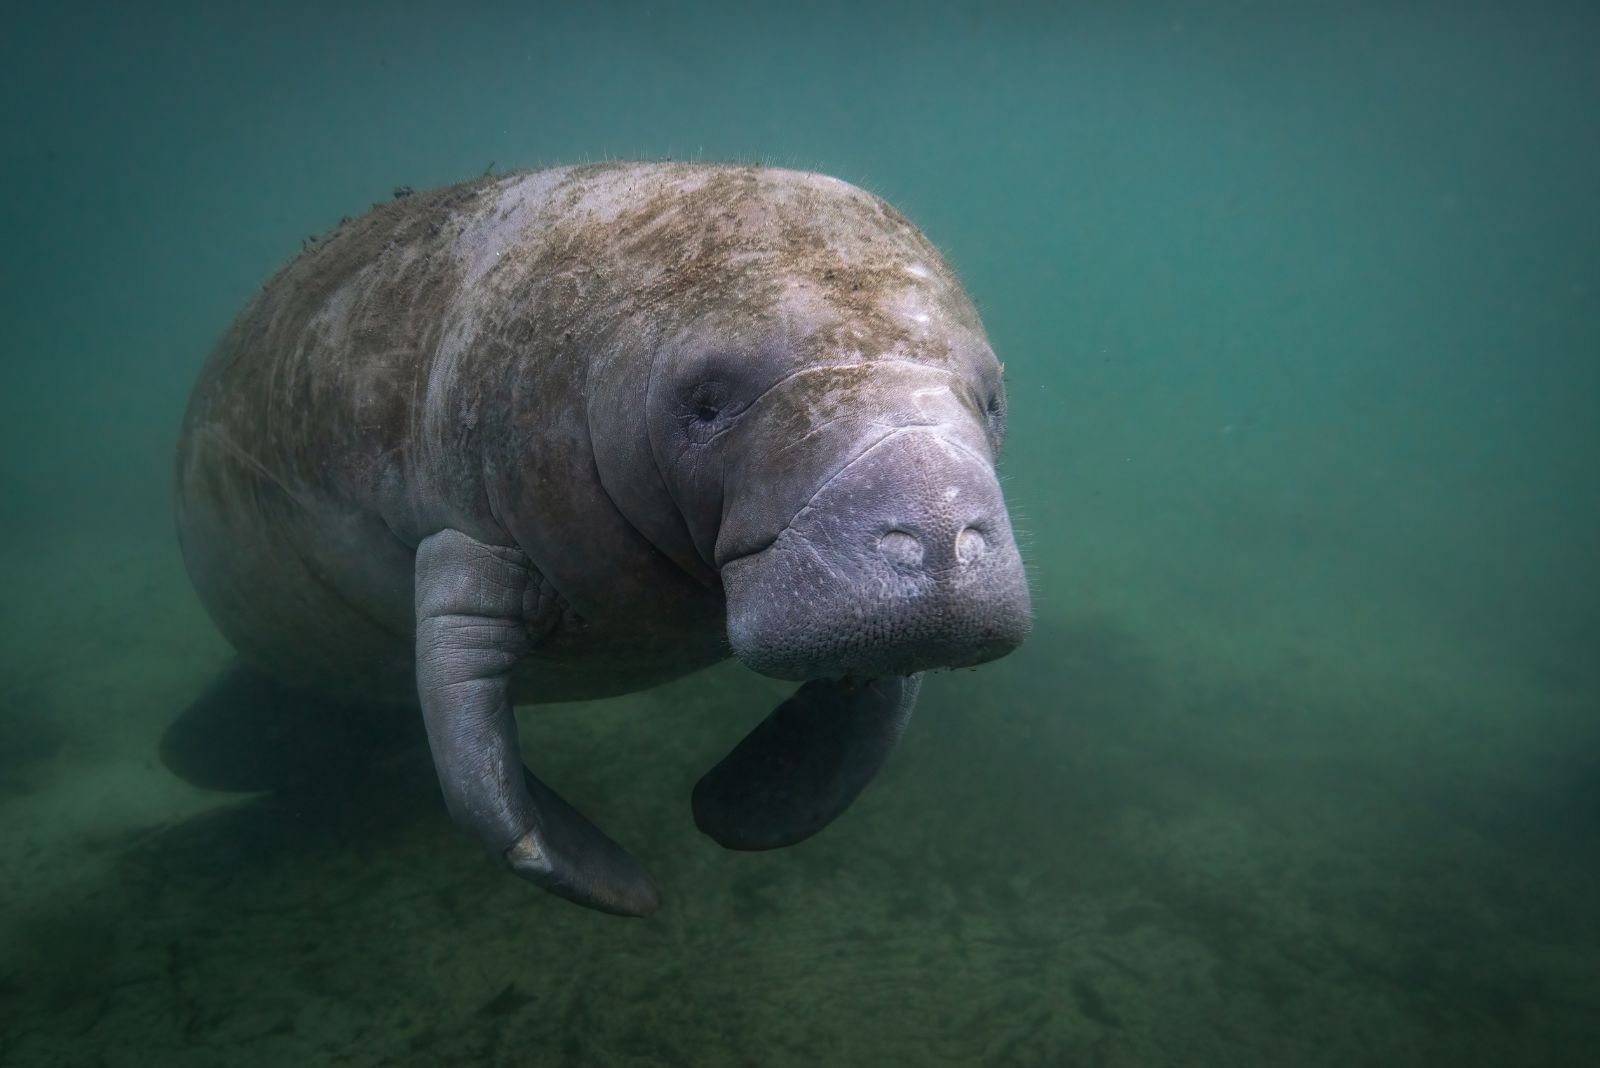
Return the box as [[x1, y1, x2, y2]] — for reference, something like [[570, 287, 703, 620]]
[[683, 380, 731, 443], [980, 379, 1007, 454], [980, 379, 1007, 423]]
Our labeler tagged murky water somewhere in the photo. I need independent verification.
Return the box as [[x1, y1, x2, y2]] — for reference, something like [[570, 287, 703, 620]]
[[3, 3, 1597, 1064]]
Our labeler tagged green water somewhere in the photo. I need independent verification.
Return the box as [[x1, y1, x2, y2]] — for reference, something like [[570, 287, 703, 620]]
[[3, 2, 1597, 1064]]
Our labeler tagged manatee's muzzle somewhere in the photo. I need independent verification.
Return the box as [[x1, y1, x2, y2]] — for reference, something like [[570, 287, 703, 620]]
[[721, 429, 1032, 680]]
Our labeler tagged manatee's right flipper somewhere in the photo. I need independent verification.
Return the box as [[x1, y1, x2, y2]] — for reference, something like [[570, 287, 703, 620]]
[[414, 529, 659, 917], [160, 659, 413, 793], [692, 674, 923, 850]]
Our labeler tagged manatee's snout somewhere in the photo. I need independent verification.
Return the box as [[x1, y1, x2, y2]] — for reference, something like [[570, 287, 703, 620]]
[[723, 429, 1031, 681]]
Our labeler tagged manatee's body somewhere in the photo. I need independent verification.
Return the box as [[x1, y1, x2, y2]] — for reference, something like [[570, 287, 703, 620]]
[[171, 163, 1031, 915], [179, 168, 726, 708]]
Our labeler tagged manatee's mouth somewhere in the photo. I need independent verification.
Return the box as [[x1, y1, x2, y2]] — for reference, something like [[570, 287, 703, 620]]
[[718, 429, 1032, 682], [723, 538, 1030, 680]]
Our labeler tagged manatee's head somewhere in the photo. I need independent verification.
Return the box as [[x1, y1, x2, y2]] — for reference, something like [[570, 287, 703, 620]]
[[586, 165, 1031, 680], [713, 335, 1034, 682]]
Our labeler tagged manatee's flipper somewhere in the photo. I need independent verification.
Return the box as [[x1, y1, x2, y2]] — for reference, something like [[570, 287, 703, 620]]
[[160, 659, 413, 793], [692, 674, 923, 851], [415, 529, 659, 917]]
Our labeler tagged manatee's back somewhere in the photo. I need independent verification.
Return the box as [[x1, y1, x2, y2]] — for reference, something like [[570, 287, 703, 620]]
[[176, 161, 886, 704], [175, 180, 500, 706]]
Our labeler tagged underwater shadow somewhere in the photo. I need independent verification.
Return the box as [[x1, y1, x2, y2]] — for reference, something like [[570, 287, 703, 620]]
[[118, 739, 447, 897], [0, 687, 67, 800]]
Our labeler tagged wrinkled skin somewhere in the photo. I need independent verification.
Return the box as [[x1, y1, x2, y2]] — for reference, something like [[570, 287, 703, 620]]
[[173, 162, 1031, 915]]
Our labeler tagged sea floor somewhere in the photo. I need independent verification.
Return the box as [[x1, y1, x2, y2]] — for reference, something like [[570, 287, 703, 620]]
[[2, 524, 1597, 1067]]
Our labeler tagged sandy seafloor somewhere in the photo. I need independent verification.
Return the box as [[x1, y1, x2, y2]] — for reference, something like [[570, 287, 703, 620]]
[[3, 489, 1596, 1066], [3, 5, 1599, 1064]]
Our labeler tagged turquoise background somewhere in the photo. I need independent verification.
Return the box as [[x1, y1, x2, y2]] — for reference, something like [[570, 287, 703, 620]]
[[2, 3, 1596, 1064]]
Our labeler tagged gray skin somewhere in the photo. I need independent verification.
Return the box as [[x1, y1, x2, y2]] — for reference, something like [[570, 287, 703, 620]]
[[174, 162, 1031, 916]]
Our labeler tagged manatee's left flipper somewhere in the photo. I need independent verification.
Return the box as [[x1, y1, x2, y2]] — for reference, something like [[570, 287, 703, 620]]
[[693, 674, 923, 851], [415, 529, 659, 917]]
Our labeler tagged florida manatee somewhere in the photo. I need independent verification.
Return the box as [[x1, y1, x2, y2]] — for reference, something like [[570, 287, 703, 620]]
[[168, 162, 1032, 916]]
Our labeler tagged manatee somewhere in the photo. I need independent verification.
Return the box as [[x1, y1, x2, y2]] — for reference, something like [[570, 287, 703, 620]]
[[167, 162, 1031, 916]]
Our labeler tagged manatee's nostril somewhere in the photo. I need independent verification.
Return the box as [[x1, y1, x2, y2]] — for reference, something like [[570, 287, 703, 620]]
[[879, 529, 924, 567], [956, 526, 987, 565]]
